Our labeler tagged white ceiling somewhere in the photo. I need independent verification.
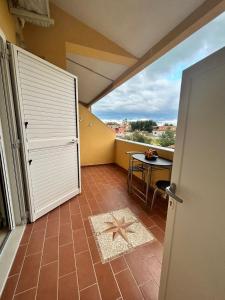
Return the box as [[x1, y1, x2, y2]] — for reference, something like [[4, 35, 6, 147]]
[[66, 53, 128, 103], [52, 0, 206, 58], [51, 0, 209, 105], [67, 53, 128, 81]]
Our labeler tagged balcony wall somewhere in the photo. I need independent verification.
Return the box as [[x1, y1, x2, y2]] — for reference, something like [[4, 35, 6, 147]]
[[115, 138, 174, 185], [22, 3, 135, 70], [0, 4, 174, 174], [79, 104, 115, 166]]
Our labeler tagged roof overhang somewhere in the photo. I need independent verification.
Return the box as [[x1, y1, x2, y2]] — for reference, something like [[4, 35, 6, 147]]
[[88, 0, 225, 107], [50, 0, 225, 106]]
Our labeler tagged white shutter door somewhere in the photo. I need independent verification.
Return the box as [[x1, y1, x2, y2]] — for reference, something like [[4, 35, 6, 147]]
[[11, 46, 80, 221]]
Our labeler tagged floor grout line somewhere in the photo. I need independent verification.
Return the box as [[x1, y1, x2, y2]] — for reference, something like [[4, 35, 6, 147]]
[[7, 273, 20, 279], [74, 249, 89, 256], [25, 250, 42, 258], [138, 276, 159, 288], [79, 282, 98, 293], [14, 286, 37, 297], [69, 198, 81, 300], [4, 165, 167, 300], [88, 169, 126, 300], [112, 265, 129, 276], [81, 187, 103, 300], [58, 241, 73, 248], [12, 222, 34, 299], [123, 254, 145, 299], [109, 262, 123, 299], [41, 259, 59, 268], [58, 270, 76, 280], [34, 215, 48, 300]]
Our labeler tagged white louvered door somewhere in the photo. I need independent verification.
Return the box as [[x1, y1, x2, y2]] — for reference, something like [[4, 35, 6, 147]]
[[10, 46, 80, 221]]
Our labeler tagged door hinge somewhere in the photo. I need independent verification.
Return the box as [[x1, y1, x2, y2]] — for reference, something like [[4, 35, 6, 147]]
[[0, 45, 10, 60], [21, 210, 30, 224], [21, 212, 28, 224], [12, 139, 21, 149]]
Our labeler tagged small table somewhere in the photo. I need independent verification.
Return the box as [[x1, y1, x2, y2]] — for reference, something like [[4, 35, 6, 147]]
[[129, 153, 173, 205]]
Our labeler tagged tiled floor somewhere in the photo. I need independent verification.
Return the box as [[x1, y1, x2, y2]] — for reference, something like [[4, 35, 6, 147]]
[[1, 164, 168, 300]]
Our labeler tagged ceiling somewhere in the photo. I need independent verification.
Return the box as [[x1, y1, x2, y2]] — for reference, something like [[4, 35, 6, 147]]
[[50, 0, 216, 105], [66, 53, 127, 104], [52, 0, 206, 58]]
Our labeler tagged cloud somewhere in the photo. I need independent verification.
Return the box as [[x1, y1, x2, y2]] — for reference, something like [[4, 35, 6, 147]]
[[92, 12, 225, 122], [93, 75, 180, 120]]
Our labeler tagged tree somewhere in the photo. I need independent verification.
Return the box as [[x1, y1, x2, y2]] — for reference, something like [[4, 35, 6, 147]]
[[158, 130, 176, 147], [164, 123, 173, 126], [130, 120, 157, 132], [130, 132, 152, 144], [132, 132, 145, 143], [122, 132, 152, 144]]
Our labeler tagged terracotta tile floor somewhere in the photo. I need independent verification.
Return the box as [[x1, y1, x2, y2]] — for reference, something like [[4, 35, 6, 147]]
[[1, 164, 168, 300]]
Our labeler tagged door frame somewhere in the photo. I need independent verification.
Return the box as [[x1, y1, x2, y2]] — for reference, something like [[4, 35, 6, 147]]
[[9, 44, 81, 222], [159, 46, 225, 299], [0, 120, 15, 230], [0, 35, 26, 227]]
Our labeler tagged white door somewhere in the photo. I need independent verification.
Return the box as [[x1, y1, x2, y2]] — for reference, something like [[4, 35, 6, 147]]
[[159, 47, 225, 300], [10, 45, 80, 221]]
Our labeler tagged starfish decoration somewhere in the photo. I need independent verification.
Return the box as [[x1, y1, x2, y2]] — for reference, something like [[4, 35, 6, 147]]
[[102, 215, 136, 243]]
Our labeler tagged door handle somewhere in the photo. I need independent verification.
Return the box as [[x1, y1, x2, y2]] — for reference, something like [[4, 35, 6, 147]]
[[166, 183, 184, 203]]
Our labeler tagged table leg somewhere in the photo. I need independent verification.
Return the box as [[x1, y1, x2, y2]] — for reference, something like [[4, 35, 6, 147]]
[[149, 166, 153, 207]]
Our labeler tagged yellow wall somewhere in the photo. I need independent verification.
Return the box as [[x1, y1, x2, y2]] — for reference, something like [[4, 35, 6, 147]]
[[0, 0, 16, 43], [23, 3, 136, 69], [0, 1, 174, 179], [115, 139, 174, 185], [21, 4, 135, 167], [79, 104, 115, 166], [21, 3, 174, 173]]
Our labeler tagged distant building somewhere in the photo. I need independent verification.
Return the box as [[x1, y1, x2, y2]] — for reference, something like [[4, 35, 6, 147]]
[[122, 119, 131, 132], [106, 122, 125, 135], [152, 125, 176, 137], [114, 127, 125, 135]]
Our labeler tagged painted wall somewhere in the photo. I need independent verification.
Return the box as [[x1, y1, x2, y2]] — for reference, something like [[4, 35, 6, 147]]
[[79, 104, 115, 166], [0, 0, 16, 43], [20, 3, 136, 167], [115, 139, 174, 185], [23, 3, 135, 69]]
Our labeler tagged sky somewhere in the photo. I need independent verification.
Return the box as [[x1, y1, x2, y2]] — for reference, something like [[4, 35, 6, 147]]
[[92, 12, 225, 124]]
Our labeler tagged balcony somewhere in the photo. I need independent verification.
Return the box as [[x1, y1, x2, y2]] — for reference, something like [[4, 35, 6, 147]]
[[1, 112, 173, 298], [1, 1, 224, 299], [0, 65, 176, 300], [2, 162, 168, 300]]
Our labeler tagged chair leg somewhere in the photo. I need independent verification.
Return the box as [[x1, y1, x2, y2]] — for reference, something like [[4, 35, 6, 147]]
[[151, 188, 158, 210], [127, 171, 131, 192], [127, 155, 132, 192]]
